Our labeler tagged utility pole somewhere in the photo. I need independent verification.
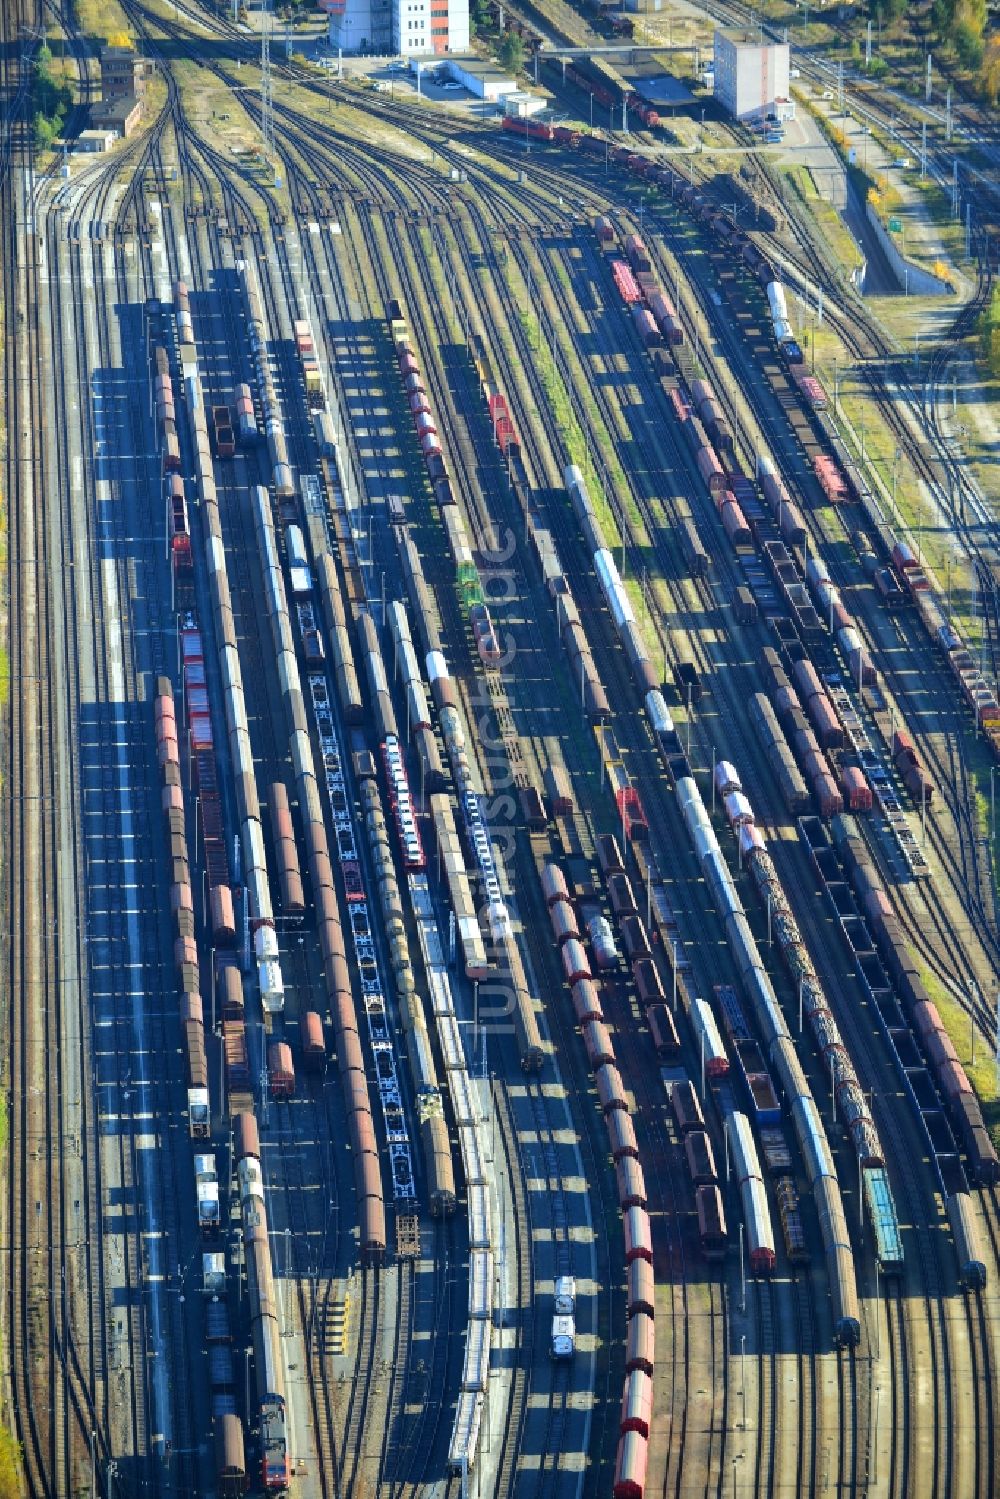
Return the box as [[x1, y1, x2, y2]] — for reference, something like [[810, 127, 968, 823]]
[[966, 201, 972, 259], [925, 52, 932, 103], [921, 121, 927, 181], [261, 0, 274, 156], [837, 60, 844, 115], [952, 159, 959, 221], [946, 86, 952, 142], [865, 20, 872, 66]]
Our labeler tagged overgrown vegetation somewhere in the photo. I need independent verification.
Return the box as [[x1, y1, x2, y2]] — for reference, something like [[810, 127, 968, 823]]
[[31, 43, 72, 151], [0, 1095, 17, 1493], [0, 1426, 21, 1499], [860, 0, 1000, 102], [931, 0, 987, 67], [979, 285, 1000, 377]]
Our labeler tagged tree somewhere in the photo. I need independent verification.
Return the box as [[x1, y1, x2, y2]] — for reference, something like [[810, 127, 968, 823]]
[[497, 30, 525, 73], [981, 35, 1000, 103], [954, 20, 984, 67], [979, 285, 1000, 377], [33, 112, 56, 149], [106, 30, 134, 48]]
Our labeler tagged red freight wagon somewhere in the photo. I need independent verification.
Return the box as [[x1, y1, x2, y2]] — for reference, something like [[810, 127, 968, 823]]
[[300, 1010, 326, 1072], [596, 1064, 628, 1114], [267, 1042, 295, 1099], [625, 1310, 655, 1375], [611, 259, 642, 305], [613, 1433, 649, 1499], [623, 1206, 653, 1264], [620, 1369, 653, 1439], [626, 1258, 655, 1319]]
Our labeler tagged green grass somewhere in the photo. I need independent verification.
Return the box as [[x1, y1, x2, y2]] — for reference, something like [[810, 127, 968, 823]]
[[780, 163, 864, 280], [920, 966, 999, 1106], [74, 0, 131, 42]]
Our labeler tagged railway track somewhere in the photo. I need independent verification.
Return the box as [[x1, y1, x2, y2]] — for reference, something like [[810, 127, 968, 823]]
[[261, 111, 615, 1495], [1, 0, 202, 1487], [503, 172, 1000, 1499], [2, 4, 130, 1489], [170, 129, 352, 1496], [7, 5, 1000, 1493], [639, 180, 1000, 1016]]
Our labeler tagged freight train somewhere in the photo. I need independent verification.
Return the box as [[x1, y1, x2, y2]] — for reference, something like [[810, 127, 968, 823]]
[[395, 534, 545, 1068], [592, 148, 1000, 750], [544, 856, 657, 1496], [235, 1115, 290, 1492], [250, 483, 394, 1242], [830, 815, 999, 1185], [176, 281, 285, 1014], [155, 302, 272, 1490], [471, 333, 611, 723], [563, 461, 862, 1346], [542, 51, 662, 130]]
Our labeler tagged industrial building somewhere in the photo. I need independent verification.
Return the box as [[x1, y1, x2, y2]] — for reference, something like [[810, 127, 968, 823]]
[[100, 45, 147, 104], [321, 0, 468, 57], [437, 56, 515, 100], [712, 30, 793, 123], [89, 95, 143, 139]]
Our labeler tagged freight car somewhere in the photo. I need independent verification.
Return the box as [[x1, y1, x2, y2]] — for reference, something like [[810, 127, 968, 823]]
[[679, 516, 708, 577], [696, 1185, 728, 1258], [726, 1112, 776, 1272], [947, 1191, 987, 1290], [684, 1129, 717, 1187], [234, 1124, 290, 1492], [863, 1167, 904, 1274], [647, 1003, 680, 1057], [215, 1414, 248, 1497]]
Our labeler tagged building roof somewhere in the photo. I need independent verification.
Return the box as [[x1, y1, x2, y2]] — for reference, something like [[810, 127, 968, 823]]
[[717, 28, 788, 48], [442, 54, 513, 85], [101, 46, 140, 62], [630, 73, 695, 107], [90, 95, 140, 124]]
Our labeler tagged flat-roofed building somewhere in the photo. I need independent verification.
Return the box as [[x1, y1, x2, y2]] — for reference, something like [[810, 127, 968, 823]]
[[321, 0, 467, 56], [89, 94, 142, 138], [712, 30, 791, 123]]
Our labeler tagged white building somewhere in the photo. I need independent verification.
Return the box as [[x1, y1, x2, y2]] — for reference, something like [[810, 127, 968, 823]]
[[322, 0, 467, 56], [712, 30, 792, 123], [438, 56, 514, 99]]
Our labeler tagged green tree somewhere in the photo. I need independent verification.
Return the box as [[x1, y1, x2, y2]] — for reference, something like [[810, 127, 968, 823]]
[[981, 35, 1000, 102], [33, 112, 56, 149], [954, 20, 984, 66], [932, 0, 955, 33], [497, 30, 525, 73]]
